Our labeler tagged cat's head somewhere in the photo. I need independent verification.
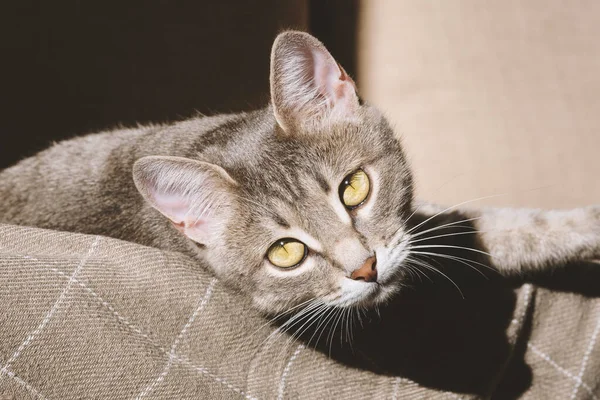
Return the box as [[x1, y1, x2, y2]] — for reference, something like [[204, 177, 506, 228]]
[[133, 31, 414, 315]]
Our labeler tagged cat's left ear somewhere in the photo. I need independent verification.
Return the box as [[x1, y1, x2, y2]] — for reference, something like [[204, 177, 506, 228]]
[[132, 156, 237, 246], [270, 31, 360, 133]]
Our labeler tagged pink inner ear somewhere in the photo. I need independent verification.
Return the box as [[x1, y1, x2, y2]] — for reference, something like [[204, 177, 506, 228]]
[[151, 190, 221, 245], [311, 48, 358, 115], [152, 191, 191, 225], [271, 32, 361, 131]]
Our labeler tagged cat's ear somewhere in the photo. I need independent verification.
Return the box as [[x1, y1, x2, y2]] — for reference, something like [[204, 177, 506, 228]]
[[270, 31, 360, 133], [132, 156, 237, 245]]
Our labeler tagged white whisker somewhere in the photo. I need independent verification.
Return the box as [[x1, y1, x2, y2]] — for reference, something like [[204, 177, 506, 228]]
[[307, 306, 338, 349], [406, 256, 464, 298], [260, 300, 324, 349], [407, 230, 483, 245], [405, 193, 507, 236], [409, 250, 498, 275], [284, 303, 331, 350], [326, 308, 342, 356], [407, 217, 481, 240], [409, 244, 493, 258]]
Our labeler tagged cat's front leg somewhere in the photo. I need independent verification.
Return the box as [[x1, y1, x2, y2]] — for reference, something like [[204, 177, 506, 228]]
[[473, 205, 600, 275], [412, 202, 600, 275]]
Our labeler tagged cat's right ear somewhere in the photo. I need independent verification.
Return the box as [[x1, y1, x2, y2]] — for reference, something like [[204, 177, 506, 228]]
[[270, 31, 360, 133], [132, 156, 237, 245]]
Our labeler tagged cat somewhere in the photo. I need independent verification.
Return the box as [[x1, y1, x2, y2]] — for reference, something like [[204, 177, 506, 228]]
[[0, 31, 598, 317]]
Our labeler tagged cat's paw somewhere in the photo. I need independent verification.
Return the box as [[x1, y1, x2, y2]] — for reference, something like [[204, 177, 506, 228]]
[[586, 205, 600, 228], [558, 206, 600, 261], [585, 205, 600, 259]]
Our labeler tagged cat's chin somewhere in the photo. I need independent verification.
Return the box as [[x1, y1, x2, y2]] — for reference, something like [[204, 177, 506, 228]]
[[334, 280, 399, 309], [351, 282, 398, 308], [370, 282, 400, 306]]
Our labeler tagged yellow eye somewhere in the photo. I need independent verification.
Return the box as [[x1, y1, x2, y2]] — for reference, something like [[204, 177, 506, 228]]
[[339, 169, 370, 209], [267, 238, 308, 268]]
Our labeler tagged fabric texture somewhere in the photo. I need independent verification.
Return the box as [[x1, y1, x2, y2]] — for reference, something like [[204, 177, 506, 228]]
[[0, 223, 598, 399]]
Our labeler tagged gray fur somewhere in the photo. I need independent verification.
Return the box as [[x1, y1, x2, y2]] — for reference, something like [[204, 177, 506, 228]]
[[1, 31, 598, 316]]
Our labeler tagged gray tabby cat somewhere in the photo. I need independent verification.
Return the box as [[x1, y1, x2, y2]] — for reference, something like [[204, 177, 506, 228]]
[[0, 31, 598, 315]]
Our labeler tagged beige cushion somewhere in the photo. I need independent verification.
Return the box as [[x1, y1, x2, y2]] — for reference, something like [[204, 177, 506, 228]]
[[1, 224, 600, 399], [358, 0, 600, 208]]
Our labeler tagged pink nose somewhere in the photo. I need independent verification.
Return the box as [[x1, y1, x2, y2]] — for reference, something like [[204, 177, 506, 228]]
[[350, 255, 378, 282]]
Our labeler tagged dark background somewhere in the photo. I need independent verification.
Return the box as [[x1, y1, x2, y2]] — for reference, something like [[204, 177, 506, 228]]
[[1, 0, 358, 169]]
